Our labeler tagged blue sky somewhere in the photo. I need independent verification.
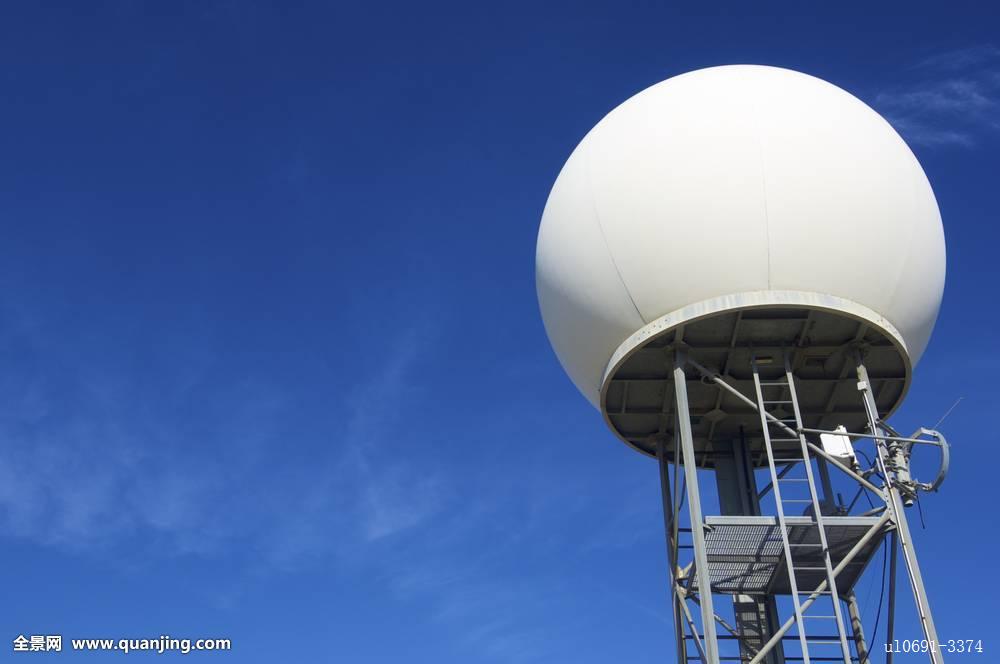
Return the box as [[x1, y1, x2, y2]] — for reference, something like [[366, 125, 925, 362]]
[[1, 1, 998, 661]]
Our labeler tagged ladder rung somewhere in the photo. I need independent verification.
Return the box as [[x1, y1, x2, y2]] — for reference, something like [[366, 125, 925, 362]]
[[760, 381, 788, 386], [773, 458, 805, 462], [779, 478, 809, 482], [764, 400, 794, 404], [794, 566, 830, 570], [802, 615, 837, 619], [770, 438, 801, 442], [789, 543, 824, 547], [783, 499, 812, 503]]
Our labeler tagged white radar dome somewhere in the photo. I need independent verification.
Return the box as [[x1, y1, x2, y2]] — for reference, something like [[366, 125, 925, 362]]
[[536, 65, 946, 413]]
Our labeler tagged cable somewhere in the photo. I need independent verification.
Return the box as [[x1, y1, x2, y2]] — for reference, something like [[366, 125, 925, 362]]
[[855, 450, 885, 484], [868, 539, 888, 657], [856, 449, 874, 468], [855, 456, 876, 511], [916, 494, 927, 529]]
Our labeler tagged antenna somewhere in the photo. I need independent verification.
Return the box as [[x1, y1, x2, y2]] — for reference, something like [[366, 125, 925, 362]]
[[932, 396, 963, 430], [536, 65, 952, 664]]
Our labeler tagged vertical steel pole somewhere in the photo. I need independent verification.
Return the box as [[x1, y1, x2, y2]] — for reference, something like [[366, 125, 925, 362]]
[[816, 457, 836, 510], [658, 435, 689, 663], [673, 349, 720, 663], [854, 352, 942, 664], [886, 531, 899, 664], [845, 591, 869, 664]]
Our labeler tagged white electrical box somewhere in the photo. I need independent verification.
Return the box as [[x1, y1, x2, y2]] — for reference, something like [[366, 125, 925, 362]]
[[820, 425, 856, 465]]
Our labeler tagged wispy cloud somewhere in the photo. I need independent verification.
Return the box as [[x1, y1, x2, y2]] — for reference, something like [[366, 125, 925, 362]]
[[0, 289, 446, 560], [222, 315, 453, 567], [874, 45, 1000, 148], [914, 45, 1000, 72], [0, 290, 652, 662], [341, 323, 447, 543]]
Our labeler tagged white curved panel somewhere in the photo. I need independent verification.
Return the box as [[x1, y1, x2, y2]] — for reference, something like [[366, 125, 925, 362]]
[[586, 68, 770, 324], [536, 141, 647, 405], [752, 67, 944, 364]]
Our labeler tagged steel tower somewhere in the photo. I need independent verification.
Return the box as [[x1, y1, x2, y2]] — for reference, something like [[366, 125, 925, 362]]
[[618, 316, 950, 663], [535, 66, 953, 663]]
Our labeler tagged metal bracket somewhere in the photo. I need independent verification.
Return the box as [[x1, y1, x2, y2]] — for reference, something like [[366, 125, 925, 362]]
[[908, 427, 950, 493]]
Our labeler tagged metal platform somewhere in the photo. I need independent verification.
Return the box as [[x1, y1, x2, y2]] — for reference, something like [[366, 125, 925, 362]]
[[690, 515, 888, 596], [601, 306, 910, 465]]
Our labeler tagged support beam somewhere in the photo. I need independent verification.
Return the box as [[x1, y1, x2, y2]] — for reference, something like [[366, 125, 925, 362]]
[[686, 357, 882, 495], [757, 462, 798, 500], [673, 350, 720, 663], [749, 511, 892, 664], [658, 435, 689, 664], [707, 311, 743, 442], [886, 531, 899, 664], [800, 427, 944, 447], [816, 456, 837, 510], [855, 352, 942, 664], [845, 591, 869, 664], [806, 441, 883, 496], [679, 594, 709, 663], [687, 592, 755, 650]]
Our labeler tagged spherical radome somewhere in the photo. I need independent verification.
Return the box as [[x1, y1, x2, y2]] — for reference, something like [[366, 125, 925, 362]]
[[536, 65, 946, 409]]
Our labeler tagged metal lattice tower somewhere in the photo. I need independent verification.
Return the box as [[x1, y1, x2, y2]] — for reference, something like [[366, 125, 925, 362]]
[[649, 337, 948, 664]]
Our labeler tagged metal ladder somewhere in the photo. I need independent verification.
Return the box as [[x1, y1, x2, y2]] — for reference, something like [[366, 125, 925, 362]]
[[751, 352, 853, 664]]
